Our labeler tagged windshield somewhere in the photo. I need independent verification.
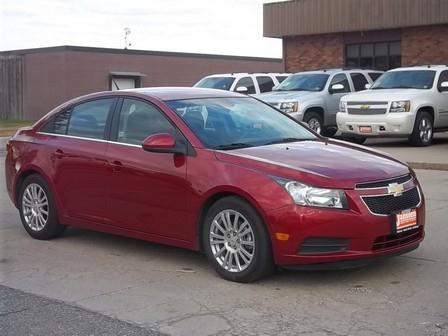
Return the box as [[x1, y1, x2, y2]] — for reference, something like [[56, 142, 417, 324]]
[[195, 77, 235, 91], [371, 70, 436, 90], [274, 73, 329, 92], [166, 97, 317, 150]]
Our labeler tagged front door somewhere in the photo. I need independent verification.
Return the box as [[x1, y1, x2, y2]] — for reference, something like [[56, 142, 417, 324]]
[[105, 98, 192, 241], [326, 73, 351, 126], [436, 70, 448, 128]]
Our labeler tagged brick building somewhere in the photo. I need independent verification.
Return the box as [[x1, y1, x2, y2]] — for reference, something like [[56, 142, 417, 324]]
[[263, 0, 448, 72]]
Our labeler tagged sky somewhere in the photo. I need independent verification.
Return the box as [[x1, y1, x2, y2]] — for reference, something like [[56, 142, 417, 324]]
[[0, 0, 282, 58]]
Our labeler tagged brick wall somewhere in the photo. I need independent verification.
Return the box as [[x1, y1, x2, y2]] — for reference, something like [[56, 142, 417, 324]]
[[402, 25, 448, 66], [284, 33, 344, 72]]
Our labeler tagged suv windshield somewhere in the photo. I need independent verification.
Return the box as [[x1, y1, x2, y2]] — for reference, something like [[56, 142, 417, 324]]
[[371, 70, 436, 90], [195, 77, 235, 91], [166, 97, 317, 149], [274, 73, 329, 92]]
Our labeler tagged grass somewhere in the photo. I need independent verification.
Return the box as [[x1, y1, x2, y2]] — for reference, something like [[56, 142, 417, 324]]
[[0, 120, 34, 137]]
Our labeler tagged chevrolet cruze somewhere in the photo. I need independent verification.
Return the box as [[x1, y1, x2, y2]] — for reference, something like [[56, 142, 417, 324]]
[[5, 88, 425, 282]]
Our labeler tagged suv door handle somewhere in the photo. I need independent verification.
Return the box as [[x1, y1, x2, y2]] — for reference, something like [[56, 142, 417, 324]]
[[111, 160, 123, 172], [52, 149, 64, 159]]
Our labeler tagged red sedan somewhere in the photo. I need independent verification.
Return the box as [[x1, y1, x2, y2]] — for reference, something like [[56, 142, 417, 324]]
[[5, 88, 425, 282]]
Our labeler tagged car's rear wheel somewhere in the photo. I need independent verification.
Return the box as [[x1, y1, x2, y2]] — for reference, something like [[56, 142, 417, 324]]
[[409, 111, 433, 146], [19, 174, 66, 240], [202, 197, 274, 282], [304, 112, 323, 134]]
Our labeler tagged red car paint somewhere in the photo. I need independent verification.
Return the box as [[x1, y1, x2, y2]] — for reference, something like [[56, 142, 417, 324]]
[[5, 88, 425, 267]]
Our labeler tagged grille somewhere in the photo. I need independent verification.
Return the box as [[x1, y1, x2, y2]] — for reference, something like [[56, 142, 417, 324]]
[[373, 227, 423, 251], [298, 238, 349, 255], [356, 174, 412, 189], [347, 101, 389, 105], [348, 108, 387, 115], [362, 187, 420, 215]]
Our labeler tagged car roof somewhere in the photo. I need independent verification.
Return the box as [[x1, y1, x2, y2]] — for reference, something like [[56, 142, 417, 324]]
[[388, 65, 448, 72], [115, 87, 244, 101], [292, 68, 382, 75], [203, 73, 290, 78]]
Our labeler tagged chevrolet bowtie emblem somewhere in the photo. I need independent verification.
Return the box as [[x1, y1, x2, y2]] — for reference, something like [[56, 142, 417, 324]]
[[388, 183, 404, 197], [360, 105, 370, 109]]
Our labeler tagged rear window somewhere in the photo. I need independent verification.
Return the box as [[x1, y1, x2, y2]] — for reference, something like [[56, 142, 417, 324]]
[[195, 77, 235, 91]]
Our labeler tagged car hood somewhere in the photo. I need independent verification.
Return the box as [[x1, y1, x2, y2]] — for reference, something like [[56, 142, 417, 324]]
[[214, 140, 410, 189], [256, 90, 321, 103], [343, 88, 426, 102]]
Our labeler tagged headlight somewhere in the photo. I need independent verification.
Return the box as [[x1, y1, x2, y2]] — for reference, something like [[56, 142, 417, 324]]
[[339, 100, 347, 113], [390, 100, 410, 113], [279, 101, 298, 113], [274, 178, 348, 209]]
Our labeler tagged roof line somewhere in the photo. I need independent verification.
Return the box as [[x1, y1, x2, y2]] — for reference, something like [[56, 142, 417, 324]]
[[0, 45, 282, 63]]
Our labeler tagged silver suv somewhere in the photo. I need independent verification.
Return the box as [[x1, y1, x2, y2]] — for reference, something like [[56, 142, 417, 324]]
[[256, 69, 382, 136]]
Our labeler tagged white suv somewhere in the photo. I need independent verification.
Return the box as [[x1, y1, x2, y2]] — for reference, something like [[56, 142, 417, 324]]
[[256, 69, 382, 136], [337, 65, 448, 146], [194, 73, 290, 95]]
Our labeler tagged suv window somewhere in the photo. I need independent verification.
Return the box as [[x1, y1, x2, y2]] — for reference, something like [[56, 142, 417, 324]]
[[330, 73, 350, 93], [350, 73, 369, 91], [67, 99, 114, 139], [235, 77, 256, 94], [117, 99, 178, 145], [437, 70, 448, 91], [256, 76, 275, 93], [368, 72, 382, 82], [276, 75, 288, 83]]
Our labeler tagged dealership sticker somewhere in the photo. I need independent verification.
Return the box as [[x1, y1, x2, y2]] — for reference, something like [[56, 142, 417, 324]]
[[396, 209, 418, 233]]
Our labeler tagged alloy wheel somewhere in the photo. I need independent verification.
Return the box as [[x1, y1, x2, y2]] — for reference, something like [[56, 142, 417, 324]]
[[308, 118, 322, 134], [419, 117, 432, 144], [22, 183, 49, 231], [209, 209, 255, 273]]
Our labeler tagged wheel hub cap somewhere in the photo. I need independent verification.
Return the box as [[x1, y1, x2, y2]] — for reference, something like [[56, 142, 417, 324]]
[[209, 209, 255, 273], [22, 183, 49, 232], [308, 118, 322, 134], [419, 118, 432, 143]]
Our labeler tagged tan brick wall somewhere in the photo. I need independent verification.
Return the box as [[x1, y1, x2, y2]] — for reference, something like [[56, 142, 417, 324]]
[[284, 33, 344, 72], [402, 25, 448, 66]]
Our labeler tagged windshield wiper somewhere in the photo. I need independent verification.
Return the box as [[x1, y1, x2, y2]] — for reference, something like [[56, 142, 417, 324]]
[[263, 137, 311, 145], [213, 143, 255, 150]]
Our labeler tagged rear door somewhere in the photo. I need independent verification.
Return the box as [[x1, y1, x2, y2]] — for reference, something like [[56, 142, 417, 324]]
[[39, 98, 116, 224], [104, 98, 192, 241]]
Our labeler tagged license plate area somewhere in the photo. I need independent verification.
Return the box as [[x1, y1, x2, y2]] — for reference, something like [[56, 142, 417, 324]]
[[396, 209, 418, 233], [359, 126, 372, 134]]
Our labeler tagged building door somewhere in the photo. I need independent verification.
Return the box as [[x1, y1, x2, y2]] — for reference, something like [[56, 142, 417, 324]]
[[111, 77, 136, 91]]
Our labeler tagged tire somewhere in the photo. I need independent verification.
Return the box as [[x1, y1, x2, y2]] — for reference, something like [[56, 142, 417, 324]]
[[321, 127, 337, 137], [348, 136, 367, 145], [18, 174, 66, 240], [202, 196, 274, 282], [304, 112, 323, 135], [409, 111, 433, 147]]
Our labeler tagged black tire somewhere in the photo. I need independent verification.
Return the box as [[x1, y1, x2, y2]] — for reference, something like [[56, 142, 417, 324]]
[[321, 127, 337, 137], [409, 111, 433, 147], [18, 174, 66, 240], [303, 111, 323, 135], [349, 136, 367, 145], [202, 196, 274, 282]]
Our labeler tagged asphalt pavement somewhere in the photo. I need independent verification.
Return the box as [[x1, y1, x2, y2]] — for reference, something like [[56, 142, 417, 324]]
[[1, 143, 448, 336]]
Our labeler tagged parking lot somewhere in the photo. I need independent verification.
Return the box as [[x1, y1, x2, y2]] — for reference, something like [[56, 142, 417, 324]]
[[1, 139, 447, 336]]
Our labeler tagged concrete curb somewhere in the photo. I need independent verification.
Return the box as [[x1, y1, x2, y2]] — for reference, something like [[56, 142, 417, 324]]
[[408, 162, 448, 171]]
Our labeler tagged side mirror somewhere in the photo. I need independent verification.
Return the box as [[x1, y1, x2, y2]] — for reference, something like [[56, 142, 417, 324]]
[[142, 133, 183, 154], [235, 86, 248, 94], [329, 83, 345, 94], [440, 81, 448, 92], [365, 83, 372, 89]]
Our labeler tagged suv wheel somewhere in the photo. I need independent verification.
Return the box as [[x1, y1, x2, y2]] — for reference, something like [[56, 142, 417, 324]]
[[409, 111, 433, 146], [202, 197, 274, 282], [304, 112, 323, 134], [19, 174, 66, 240]]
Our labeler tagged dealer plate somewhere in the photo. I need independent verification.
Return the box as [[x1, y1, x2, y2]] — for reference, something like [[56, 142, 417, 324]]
[[396, 209, 418, 233]]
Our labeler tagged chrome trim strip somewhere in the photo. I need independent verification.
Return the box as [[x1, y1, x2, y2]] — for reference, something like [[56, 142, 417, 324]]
[[360, 186, 422, 217], [37, 132, 142, 148], [355, 174, 412, 190]]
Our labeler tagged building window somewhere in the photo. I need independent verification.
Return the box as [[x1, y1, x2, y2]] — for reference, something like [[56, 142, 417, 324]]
[[346, 41, 401, 71]]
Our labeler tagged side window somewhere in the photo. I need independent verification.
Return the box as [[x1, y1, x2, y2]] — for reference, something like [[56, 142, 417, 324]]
[[117, 99, 178, 145], [256, 76, 275, 93], [437, 70, 448, 90], [234, 77, 256, 94], [369, 72, 382, 82], [350, 73, 369, 91], [67, 99, 114, 140], [276, 75, 288, 83], [40, 109, 72, 134], [329, 73, 350, 93]]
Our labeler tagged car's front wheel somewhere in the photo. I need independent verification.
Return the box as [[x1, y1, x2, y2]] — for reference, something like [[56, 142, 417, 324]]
[[409, 111, 433, 146], [19, 174, 66, 240], [202, 197, 274, 282]]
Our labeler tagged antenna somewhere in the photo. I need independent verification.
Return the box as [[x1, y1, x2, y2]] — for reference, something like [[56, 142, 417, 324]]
[[124, 28, 132, 49]]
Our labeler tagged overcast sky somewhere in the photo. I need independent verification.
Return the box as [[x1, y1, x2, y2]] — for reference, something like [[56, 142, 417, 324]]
[[0, 0, 282, 58]]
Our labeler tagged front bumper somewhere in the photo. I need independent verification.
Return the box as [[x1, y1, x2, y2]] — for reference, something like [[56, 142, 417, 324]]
[[336, 112, 416, 137], [266, 183, 425, 267]]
